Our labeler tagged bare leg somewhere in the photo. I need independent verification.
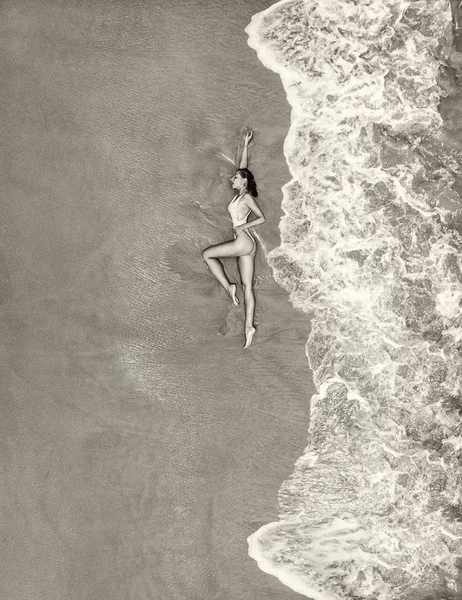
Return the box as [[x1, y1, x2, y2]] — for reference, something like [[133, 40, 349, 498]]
[[237, 254, 256, 348], [202, 255, 238, 305], [202, 235, 253, 306]]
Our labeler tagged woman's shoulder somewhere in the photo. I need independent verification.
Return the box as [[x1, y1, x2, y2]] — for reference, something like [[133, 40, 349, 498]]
[[242, 191, 256, 205]]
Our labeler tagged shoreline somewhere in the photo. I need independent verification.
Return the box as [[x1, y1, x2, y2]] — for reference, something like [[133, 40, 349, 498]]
[[242, 1, 462, 599]]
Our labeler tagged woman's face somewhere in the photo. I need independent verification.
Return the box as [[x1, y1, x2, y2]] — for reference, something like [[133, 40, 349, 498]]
[[231, 171, 246, 190]]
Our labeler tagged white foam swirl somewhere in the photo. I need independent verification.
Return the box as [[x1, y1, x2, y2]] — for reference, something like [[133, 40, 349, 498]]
[[246, 1, 462, 598]]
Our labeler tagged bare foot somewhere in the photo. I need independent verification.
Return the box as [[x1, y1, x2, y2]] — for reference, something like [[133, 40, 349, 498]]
[[244, 326, 256, 349], [229, 284, 239, 306]]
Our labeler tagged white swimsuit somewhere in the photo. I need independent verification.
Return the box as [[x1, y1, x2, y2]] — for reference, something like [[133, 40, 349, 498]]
[[228, 192, 256, 255]]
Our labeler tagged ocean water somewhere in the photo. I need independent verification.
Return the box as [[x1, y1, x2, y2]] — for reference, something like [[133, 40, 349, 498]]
[[246, 1, 462, 599]]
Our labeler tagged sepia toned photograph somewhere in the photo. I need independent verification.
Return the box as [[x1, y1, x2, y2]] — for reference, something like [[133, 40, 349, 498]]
[[3, 1, 462, 599]]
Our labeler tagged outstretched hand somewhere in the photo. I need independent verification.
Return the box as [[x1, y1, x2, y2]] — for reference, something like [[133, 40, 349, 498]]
[[243, 130, 253, 145]]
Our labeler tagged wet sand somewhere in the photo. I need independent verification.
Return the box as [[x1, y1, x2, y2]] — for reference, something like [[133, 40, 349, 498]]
[[1, 1, 312, 599]]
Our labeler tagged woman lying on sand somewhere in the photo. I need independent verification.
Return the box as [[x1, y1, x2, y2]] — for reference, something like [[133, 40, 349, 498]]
[[202, 130, 266, 349]]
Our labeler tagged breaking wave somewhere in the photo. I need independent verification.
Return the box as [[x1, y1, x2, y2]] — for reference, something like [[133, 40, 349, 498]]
[[246, 1, 462, 598]]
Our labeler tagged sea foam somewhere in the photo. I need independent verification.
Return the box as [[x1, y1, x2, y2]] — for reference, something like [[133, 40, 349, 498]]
[[246, 1, 462, 598]]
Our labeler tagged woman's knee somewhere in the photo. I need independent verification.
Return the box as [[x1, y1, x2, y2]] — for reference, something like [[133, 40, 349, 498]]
[[202, 248, 212, 260]]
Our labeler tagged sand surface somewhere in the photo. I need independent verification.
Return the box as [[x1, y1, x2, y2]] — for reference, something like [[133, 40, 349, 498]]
[[1, 1, 313, 598]]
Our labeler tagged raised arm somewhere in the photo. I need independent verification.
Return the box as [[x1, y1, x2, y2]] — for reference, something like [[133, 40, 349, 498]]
[[239, 130, 253, 169]]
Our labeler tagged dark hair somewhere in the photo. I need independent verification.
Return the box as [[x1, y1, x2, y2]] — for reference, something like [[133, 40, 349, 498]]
[[237, 168, 258, 198]]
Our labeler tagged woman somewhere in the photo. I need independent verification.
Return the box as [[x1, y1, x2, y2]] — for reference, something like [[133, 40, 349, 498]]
[[202, 130, 266, 349]]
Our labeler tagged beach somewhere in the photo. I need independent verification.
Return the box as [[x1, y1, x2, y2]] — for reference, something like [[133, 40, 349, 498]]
[[5, 1, 462, 598], [1, 1, 312, 599]]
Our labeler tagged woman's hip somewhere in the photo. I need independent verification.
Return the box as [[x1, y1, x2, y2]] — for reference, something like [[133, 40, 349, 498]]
[[233, 229, 256, 255]]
